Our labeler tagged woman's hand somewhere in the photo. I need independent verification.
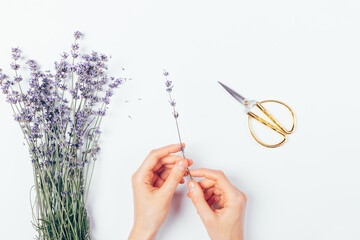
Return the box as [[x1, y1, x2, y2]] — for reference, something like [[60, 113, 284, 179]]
[[187, 168, 247, 240], [128, 144, 192, 240]]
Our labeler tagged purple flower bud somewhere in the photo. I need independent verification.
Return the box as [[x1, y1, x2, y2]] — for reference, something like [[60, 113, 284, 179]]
[[59, 83, 67, 90], [13, 113, 21, 121], [74, 31, 83, 40], [6, 93, 18, 104], [10, 62, 20, 70], [166, 86, 173, 92], [94, 127, 101, 134], [109, 78, 122, 88], [100, 54, 108, 61], [103, 97, 110, 104], [173, 111, 179, 118], [1, 80, 13, 94], [105, 89, 113, 97], [12, 53, 20, 61], [61, 52, 69, 59], [26, 59, 39, 71], [97, 109, 106, 116], [71, 43, 79, 51], [14, 75, 23, 82], [0, 72, 8, 82], [12, 47, 20, 53], [165, 80, 172, 88], [71, 50, 79, 58]]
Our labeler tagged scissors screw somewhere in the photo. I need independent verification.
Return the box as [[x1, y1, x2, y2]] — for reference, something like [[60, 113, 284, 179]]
[[244, 100, 249, 106]]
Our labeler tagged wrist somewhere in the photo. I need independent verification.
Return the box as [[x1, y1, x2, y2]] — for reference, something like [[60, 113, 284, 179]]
[[230, 226, 244, 240], [128, 224, 158, 240]]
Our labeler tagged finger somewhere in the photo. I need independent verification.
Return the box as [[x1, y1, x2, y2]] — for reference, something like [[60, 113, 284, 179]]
[[204, 187, 216, 200], [153, 155, 183, 172], [189, 168, 232, 191], [151, 173, 159, 184], [141, 144, 185, 172], [187, 180, 213, 220], [156, 159, 193, 173], [205, 188, 223, 206], [161, 156, 193, 166], [159, 169, 171, 181], [160, 159, 188, 194], [154, 177, 165, 188], [198, 178, 216, 189], [159, 168, 186, 182], [207, 195, 216, 207]]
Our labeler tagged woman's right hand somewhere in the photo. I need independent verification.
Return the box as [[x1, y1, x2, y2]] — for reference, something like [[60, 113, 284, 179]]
[[187, 168, 247, 240]]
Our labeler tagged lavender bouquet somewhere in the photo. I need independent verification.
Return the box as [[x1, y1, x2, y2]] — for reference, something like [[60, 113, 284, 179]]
[[0, 31, 124, 239]]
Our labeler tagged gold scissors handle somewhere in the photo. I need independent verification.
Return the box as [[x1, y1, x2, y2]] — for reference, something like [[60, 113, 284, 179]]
[[247, 100, 296, 148]]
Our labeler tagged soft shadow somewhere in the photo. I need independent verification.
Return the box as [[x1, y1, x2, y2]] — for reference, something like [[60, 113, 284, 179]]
[[227, 173, 253, 240], [87, 202, 97, 240], [156, 186, 186, 239]]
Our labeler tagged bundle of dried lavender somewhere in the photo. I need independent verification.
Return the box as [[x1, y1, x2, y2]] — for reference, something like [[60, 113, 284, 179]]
[[0, 31, 125, 239]]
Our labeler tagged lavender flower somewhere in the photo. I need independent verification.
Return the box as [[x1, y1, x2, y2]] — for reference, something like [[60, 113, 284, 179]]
[[0, 70, 8, 83], [103, 97, 110, 104], [105, 89, 113, 97], [97, 108, 106, 116], [74, 30, 83, 40], [94, 127, 101, 134], [0, 31, 127, 239], [11, 47, 21, 60], [12, 53, 20, 60], [165, 79, 173, 92], [1, 79, 13, 94], [100, 53, 108, 61], [163, 70, 192, 180], [12, 47, 20, 53], [71, 43, 79, 50], [14, 75, 23, 82], [26, 59, 38, 71], [71, 50, 79, 58], [60, 51, 69, 59], [10, 62, 20, 70]]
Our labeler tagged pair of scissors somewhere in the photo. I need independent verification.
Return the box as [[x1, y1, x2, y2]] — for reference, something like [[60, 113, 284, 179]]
[[218, 82, 296, 148]]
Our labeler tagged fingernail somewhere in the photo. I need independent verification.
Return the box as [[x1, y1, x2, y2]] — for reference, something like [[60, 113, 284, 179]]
[[176, 160, 185, 171], [189, 181, 196, 192]]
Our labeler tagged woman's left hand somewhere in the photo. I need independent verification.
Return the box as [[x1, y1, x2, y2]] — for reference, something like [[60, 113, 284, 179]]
[[128, 144, 192, 240]]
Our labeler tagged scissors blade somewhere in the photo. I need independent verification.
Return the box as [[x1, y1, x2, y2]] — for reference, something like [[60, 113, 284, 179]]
[[218, 81, 248, 106]]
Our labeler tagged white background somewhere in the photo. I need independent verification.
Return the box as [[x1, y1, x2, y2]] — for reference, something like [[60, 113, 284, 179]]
[[1, 0, 360, 239]]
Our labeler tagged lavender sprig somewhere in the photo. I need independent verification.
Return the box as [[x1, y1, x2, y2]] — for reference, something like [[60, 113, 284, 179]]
[[164, 70, 193, 180]]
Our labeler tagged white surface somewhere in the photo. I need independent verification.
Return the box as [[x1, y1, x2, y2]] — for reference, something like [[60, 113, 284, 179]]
[[1, 0, 360, 239]]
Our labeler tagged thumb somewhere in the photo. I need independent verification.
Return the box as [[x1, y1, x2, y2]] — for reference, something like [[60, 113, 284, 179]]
[[161, 159, 188, 194], [187, 180, 213, 220]]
